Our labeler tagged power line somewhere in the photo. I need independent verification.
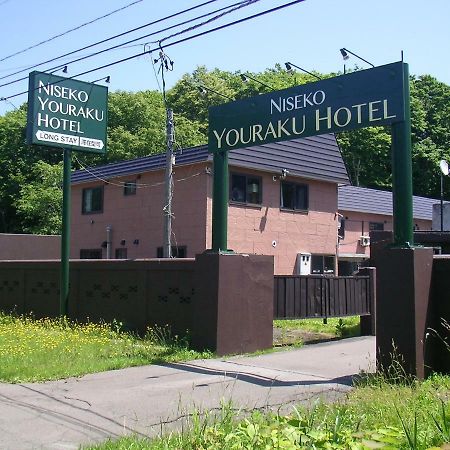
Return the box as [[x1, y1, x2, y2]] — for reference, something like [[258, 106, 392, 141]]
[[4, 0, 306, 101], [0, 0, 220, 83], [0, 0, 143, 64], [0, 0, 250, 90], [72, 154, 202, 189], [1, 1, 257, 98], [156, 0, 259, 45], [0, 44, 144, 74]]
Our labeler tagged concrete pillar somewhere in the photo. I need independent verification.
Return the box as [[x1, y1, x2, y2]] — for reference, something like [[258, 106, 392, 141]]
[[371, 246, 433, 379], [192, 252, 274, 355]]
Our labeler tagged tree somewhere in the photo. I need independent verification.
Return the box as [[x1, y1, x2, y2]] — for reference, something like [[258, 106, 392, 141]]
[[166, 66, 237, 136], [0, 106, 61, 233], [15, 161, 63, 235], [105, 90, 205, 162], [1, 66, 450, 235], [410, 75, 450, 198], [336, 127, 392, 188]]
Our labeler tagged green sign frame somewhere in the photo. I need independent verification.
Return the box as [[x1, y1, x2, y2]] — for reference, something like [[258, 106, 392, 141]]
[[26, 71, 109, 317], [26, 71, 108, 154], [208, 62, 413, 252], [209, 62, 405, 153]]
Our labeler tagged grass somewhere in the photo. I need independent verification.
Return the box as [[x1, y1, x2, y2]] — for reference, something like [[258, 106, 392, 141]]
[[0, 313, 361, 383], [86, 373, 450, 450], [0, 313, 212, 383], [274, 316, 361, 347], [274, 316, 360, 336]]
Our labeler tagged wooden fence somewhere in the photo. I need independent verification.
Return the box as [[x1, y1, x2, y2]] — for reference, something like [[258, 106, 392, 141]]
[[274, 269, 375, 322]]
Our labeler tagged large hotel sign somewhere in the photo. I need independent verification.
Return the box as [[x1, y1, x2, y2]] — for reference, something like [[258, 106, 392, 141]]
[[208, 62, 405, 153], [26, 71, 108, 154]]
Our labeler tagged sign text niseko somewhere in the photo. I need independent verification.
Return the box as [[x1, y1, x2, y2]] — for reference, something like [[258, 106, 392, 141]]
[[26, 71, 108, 154]]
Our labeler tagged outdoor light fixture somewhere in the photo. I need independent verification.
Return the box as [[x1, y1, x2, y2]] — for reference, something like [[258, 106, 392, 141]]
[[340, 48, 349, 61], [284, 62, 322, 80], [91, 75, 111, 84], [239, 73, 274, 90], [339, 48, 375, 68], [439, 159, 449, 231], [48, 65, 68, 75], [0, 97, 18, 110], [197, 84, 233, 100]]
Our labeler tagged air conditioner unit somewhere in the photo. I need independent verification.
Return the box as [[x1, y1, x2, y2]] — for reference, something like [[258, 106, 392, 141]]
[[359, 236, 370, 247]]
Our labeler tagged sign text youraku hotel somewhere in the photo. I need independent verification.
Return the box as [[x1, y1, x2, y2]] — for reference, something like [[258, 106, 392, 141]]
[[208, 62, 405, 153], [27, 71, 108, 154]]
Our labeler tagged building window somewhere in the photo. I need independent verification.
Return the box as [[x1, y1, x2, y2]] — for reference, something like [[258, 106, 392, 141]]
[[311, 255, 335, 274], [230, 173, 262, 205], [80, 249, 102, 259], [281, 182, 308, 211], [82, 186, 103, 214], [369, 222, 384, 231], [124, 181, 137, 196], [156, 246, 187, 258], [115, 248, 128, 259]]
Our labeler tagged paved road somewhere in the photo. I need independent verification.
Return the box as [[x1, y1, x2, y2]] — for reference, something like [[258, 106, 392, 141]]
[[0, 336, 375, 450]]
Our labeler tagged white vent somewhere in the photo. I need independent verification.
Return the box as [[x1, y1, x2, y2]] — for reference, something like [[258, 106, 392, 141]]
[[296, 253, 311, 275], [359, 236, 370, 247]]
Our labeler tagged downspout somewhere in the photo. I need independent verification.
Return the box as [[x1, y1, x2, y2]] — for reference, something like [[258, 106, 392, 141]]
[[106, 225, 112, 259]]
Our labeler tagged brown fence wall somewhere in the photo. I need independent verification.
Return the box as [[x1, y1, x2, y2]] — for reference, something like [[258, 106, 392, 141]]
[[0, 259, 197, 335], [427, 256, 450, 374], [0, 253, 274, 355], [274, 273, 372, 320]]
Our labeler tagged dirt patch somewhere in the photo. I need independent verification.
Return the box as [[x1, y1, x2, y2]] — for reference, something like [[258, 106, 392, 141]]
[[273, 327, 336, 347]]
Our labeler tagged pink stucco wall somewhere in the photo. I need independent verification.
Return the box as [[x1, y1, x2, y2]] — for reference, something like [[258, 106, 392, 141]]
[[338, 210, 431, 259], [0, 233, 60, 260], [71, 162, 339, 275], [206, 168, 339, 274], [70, 164, 210, 259]]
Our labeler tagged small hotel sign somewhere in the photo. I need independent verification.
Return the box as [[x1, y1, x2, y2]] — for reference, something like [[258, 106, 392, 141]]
[[26, 71, 108, 154], [208, 62, 405, 152]]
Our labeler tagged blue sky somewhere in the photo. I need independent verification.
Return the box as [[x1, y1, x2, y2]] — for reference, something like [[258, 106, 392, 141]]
[[1, 0, 449, 115]]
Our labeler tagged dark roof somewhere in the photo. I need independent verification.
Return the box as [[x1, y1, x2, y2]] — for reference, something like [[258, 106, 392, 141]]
[[228, 134, 349, 184], [71, 145, 209, 184], [71, 134, 349, 185], [338, 185, 439, 220]]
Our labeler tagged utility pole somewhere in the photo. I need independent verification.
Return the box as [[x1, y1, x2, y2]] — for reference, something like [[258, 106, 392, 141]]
[[163, 108, 174, 258]]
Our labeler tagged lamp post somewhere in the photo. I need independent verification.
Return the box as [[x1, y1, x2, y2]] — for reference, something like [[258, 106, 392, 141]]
[[439, 159, 449, 231], [197, 84, 234, 100], [284, 62, 322, 80], [340, 48, 375, 68], [240, 73, 274, 90]]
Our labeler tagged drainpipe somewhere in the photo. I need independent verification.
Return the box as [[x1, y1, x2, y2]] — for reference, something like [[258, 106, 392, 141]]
[[106, 225, 112, 259]]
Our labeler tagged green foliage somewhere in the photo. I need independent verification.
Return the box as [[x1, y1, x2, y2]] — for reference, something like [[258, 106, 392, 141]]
[[1, 67, 450, 234], [0, 313, 211, 382], [15, 160, 63, 234], [105, 90, 205, 162], [166, 66, 238, 134], [274, 316, 360, 338], [0, 106, 60, 233], [87, 379, 450, 449], [336, 126, 392, 189]]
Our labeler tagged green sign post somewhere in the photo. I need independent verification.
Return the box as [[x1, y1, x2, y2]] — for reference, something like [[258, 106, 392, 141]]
[[27, 71, 108, 316], [208, 62, 412, 251]]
